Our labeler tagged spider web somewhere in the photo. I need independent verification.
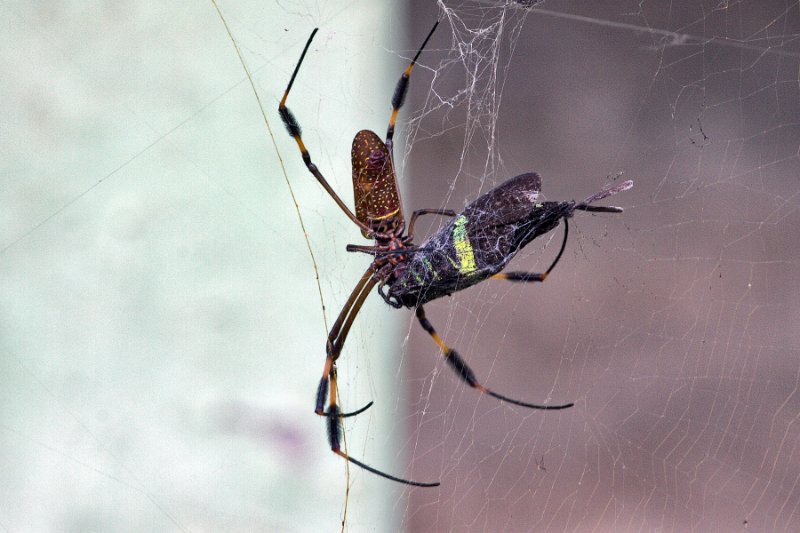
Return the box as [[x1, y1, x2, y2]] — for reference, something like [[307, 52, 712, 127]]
[[400, 1, 800, 532], [1, 1, 799, 532]]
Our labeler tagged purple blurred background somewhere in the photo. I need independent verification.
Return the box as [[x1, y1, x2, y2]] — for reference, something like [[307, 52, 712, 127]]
[[399, 1, 800, 531]]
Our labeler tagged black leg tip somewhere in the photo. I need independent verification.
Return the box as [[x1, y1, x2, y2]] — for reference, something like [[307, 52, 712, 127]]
[[339, 400, 374, 418]]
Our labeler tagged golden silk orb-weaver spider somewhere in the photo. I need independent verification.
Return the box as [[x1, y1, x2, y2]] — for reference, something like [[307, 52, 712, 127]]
[[278, 22, 632, 487]]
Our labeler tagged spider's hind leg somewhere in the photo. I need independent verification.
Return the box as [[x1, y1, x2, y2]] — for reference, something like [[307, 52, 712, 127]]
[[326, 367, 439, 487], [317, 369, 373, 418], [314, 267, 439, 487], [415, 305, 573, 410], [314, 268, 378, 417]]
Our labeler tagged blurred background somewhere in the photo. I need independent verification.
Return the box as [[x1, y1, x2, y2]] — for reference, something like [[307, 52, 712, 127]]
[[2, 1, 799, 532]]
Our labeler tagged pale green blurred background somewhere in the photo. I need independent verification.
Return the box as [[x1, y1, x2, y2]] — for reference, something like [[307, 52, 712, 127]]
[[2, 1, 406, 531]]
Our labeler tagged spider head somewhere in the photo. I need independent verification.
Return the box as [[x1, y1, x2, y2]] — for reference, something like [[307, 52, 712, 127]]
[[367, 148, 386, 168]]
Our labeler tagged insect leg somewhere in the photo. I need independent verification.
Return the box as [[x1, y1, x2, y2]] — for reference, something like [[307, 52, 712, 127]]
[[575, 179, 633, 212], [576, 205, 623, 213], [415, 305, 574, 410], [492, 219, 569, 283], [385, 21, 439, 155], [278, 29, 372, 235]]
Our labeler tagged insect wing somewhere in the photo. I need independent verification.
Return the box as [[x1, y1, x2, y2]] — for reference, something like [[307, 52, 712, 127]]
[[461, 172, 542, 228], [351, 130, 403, 237]]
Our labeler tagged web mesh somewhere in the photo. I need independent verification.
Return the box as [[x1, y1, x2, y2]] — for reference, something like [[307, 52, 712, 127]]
[[399, 1, 800, 531]]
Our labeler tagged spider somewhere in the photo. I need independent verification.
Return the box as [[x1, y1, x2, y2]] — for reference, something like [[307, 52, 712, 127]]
[[278, 22, 632, 487]]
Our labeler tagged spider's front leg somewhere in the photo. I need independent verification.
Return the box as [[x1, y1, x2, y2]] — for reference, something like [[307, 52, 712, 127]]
[[407, 208, 457, 241]]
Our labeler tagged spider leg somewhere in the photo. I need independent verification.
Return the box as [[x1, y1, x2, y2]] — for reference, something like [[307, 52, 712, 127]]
[[316, 267, 378, 417], [415, 305, 574, 410], [492, 218, 569, 283], [278, 29, 372, 235], [385, 21, 439, 157], [327, 368, 439, 487], [407, 208, 456, 240], [319, 267, 439, 487]]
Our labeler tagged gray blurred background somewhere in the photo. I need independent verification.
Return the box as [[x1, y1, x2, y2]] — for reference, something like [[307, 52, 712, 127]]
[[2, 1, 799, 532]]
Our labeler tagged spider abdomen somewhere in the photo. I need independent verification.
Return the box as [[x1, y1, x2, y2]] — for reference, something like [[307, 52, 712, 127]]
[[351, 130, 403, 237]]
